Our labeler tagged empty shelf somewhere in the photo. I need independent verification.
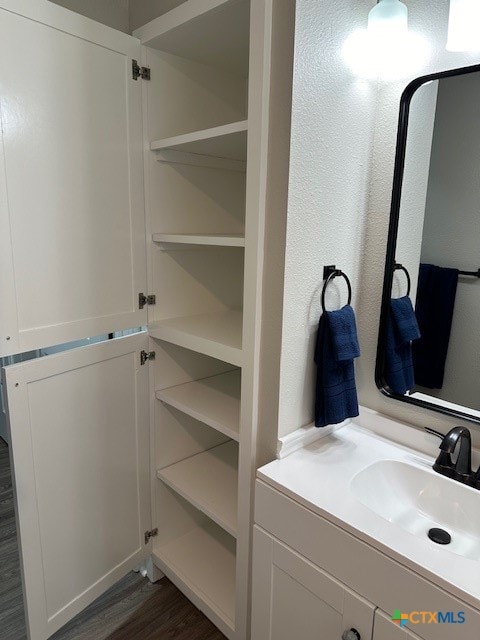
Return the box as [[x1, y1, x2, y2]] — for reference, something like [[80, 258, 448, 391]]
[[149, 310, 243, 366], [152, 521, 236, 637], [156, 370, 241, 441], [151, 121, 248, 171], [133, 0, 250, 77], [157, 441, 238, 537], [152, 233, 245, 248]]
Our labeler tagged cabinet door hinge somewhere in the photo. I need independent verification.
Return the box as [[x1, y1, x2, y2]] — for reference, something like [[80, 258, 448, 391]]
[[139, 293, 156, 309], [144, 528, 158, 545], [132, 59, 151, 81], [140, 350, 156, 366]]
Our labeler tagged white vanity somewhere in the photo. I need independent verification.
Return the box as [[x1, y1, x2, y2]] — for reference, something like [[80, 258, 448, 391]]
[[252, 421, 480, 640]]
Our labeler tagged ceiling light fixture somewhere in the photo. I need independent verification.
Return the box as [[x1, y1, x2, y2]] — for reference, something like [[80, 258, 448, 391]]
[[343, 0, 429, 80], [368, 0, 408, 44]]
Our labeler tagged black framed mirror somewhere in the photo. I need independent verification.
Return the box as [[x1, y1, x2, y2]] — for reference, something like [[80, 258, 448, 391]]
[[376, 63, 480, 424]]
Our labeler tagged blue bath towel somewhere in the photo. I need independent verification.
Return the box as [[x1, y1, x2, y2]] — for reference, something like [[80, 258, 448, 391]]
[[385, 296, 421, 395], [413, 263, 458, 389], [315, 305, 360, 428]]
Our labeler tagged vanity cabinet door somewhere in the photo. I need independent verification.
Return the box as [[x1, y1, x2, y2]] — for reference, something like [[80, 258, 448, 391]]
[[252, 526, 375, 640], [373, 610, 424, 639]]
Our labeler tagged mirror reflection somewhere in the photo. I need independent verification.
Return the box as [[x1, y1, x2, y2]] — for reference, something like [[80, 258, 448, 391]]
[[378, 67, 480, 420]]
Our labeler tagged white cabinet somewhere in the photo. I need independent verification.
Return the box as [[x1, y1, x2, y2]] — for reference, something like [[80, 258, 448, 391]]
[[3, 335, 151, 640], [373, 611, 423, 640], [0, 1, 294, 640], [0, 1, 147, 356], [251, 527, 375, 640], [253, 480, 480, 640]]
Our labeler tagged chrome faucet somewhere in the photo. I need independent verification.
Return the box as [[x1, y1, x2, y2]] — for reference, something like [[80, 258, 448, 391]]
[[427, 426, 473, 484]]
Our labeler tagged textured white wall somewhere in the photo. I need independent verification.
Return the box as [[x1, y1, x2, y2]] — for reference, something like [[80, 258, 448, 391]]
[[281, 0, 480, 441], [49, 0, 130, 32], [129, 0, 185, 31], [419, 73, 480, 409], [277, 0, 378, 437]]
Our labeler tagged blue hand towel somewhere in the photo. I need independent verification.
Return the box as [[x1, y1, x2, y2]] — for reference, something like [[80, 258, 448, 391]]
[[413, 264, 459, 389], [390, 295, 421, 343], [385, 296, 421, 395], [327, 304, 361, 361], [315, 305, 360, 428]]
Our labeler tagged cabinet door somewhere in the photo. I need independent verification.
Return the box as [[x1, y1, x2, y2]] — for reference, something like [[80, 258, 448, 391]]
[[373, 611, 424, 639], [3, 333, 151, 640], [251, 526, 375, 640], [0, 0, 147, 358]]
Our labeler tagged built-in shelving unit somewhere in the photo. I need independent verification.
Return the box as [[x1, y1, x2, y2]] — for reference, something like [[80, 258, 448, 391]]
[[156, 370, 241, 441], [149, 311, 243, 367], [134, 0, 250, 77], [151, 121, 248, 171], [135, 0, 249, 628], [137, 0, 248, 633], [152, 233, 245, 248], [157, 441, 238, 536], [152, 521, 236, 636], [133, 0, 294, 636]]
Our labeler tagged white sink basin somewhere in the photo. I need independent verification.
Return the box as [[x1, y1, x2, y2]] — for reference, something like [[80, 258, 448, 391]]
[[350, 459, 480, 560], [258, 422, 480, 606]]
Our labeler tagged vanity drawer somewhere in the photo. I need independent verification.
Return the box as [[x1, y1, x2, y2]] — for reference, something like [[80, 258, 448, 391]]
[[255, 480, 480, 640]]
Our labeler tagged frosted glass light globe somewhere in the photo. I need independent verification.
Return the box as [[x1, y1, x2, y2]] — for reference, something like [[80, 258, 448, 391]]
[[368, 0, 408, 41], [343, 0, 429, 81]]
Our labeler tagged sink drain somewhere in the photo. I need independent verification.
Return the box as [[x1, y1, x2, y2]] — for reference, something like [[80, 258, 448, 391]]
[[428, 528, 451, 545]]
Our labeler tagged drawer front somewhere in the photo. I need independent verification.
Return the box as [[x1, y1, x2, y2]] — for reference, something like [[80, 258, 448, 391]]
[[255, 480, 480, 640]]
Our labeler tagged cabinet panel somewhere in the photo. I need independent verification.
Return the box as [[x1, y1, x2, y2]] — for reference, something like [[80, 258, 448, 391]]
[[0, 2, 147, 357], [255, 480, 480, 640], [374, 611, 424, 640], [251, 526, 375, 640], [3, 334, 151, 640]]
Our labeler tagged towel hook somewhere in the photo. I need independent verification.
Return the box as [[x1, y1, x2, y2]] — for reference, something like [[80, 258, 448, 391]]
[[394, 263, 411, 297], [321, 265, 352, 312]]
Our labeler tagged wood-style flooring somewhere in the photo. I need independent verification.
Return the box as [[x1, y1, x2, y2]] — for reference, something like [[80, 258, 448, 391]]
[[0, 439, 226, 640]]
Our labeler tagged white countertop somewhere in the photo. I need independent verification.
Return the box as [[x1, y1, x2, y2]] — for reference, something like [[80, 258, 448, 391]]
[[257, 422, 480, 611]]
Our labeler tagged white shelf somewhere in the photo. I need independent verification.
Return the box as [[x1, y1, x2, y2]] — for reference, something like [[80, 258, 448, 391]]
[[133, 0, 250, 77], [156, 370, 241, 441], [157, 441, 238, 537], [149, 310, 243, 366], [152, 233, 245, 248], [153, 521, 236, 638], [151, 121, 248, 171]]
